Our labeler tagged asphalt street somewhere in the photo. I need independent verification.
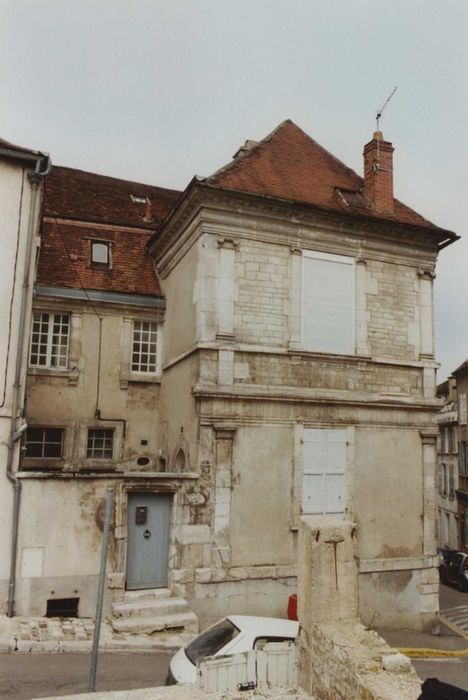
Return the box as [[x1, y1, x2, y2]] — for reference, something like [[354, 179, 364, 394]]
[[1, 584, 468, 700], [0, 651, 171, 700]]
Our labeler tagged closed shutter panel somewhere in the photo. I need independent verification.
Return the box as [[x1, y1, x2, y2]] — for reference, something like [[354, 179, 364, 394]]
[[302, 428, 347, 516], [302, 254, 354, 354]]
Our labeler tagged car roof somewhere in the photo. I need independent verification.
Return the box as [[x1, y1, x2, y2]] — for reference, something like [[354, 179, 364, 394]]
[[226, 615, 298, 636]]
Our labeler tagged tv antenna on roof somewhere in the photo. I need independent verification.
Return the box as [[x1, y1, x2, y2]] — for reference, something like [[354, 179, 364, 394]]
[[376, 86, 398, 131]]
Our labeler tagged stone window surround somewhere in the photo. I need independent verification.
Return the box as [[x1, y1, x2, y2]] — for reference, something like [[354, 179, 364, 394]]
[[119, 316, 163, 389], [291, 423, 355, 531], [289, 247, 368, 356], [75, 420, 124, 470], [27, 308, 81, 385]]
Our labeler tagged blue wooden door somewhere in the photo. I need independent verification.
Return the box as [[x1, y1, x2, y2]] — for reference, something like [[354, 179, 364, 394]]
[[126, 493, 172, 589]]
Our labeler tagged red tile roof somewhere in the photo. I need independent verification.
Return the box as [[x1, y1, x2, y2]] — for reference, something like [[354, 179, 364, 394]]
[[206, 120, 438, 229], [44, 166, 181, 229], [38, 166, 182, 297]]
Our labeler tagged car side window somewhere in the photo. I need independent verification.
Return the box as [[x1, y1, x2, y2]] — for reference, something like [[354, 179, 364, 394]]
[[253, 636, 295, 651]]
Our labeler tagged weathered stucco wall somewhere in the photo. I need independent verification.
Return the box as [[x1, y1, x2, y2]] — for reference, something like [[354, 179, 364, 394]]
[[25, 304, 163, 472], [230, 425, 295, 567], [354, 428, 423, 560], [160, 242, 199, 363], [6, 478, 115, 617]]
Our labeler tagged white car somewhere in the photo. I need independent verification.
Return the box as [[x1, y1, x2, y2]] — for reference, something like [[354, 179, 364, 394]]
[[166, 615, 299, 685]]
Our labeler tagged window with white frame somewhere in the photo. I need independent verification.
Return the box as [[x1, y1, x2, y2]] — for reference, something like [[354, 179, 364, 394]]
[[29, 312, 70, 368], [302, 428, 347, 516], [131, 321, 158, 373], [24, 427, 64, 459], [302, 251, 355, 354], [87, 428, 114, 459], [90, 240, 110, 266]]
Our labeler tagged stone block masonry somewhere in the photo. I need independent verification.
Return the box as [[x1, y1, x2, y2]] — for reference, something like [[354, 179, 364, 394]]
[[298, 516, 422, 699]]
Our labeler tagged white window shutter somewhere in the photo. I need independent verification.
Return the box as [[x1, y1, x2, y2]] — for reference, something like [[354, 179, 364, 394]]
[[302, 254, 354, 354]]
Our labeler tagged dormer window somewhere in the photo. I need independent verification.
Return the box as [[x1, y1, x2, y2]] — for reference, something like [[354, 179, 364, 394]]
[[90, 240, 110, 267], [130, 194, 148, 205]]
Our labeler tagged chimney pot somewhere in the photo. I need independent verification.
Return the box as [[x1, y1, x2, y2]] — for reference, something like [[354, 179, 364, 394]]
[[363, 131, 394, 213]]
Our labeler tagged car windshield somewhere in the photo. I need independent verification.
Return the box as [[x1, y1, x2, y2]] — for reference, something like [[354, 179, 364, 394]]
[[185, 618, 240, 665]]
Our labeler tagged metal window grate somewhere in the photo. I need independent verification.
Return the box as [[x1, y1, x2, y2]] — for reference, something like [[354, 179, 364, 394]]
[[131, 321, 158, 373], [46, 598, 79, 618], [30, 312, 70, 368], [25, 427, 64, 458], [87, 428, 114, 459]]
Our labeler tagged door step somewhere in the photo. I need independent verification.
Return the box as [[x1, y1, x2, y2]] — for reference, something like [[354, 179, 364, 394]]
[[111, 590, 198, 638]]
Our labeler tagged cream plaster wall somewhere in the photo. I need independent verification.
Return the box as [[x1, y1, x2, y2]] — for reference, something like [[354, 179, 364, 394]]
[[160, 242, 199, 364], [25, 304, 163, 471], [158, 356, 199, 472], [354, 428, 423, 560], [230, 425, 295, 567], [0, 159, 42, 602], [10, 478, 115, 617]]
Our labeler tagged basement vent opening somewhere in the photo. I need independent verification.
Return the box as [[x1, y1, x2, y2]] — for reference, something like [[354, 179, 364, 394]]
[[46, 597, 79, 618], [136, 456, 150, 466]]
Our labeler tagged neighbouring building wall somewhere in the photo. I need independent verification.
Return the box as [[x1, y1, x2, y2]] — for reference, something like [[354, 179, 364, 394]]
[[436, 381, 458, 551], [455, 369, 468, 551], [0, 156, 44, 612]]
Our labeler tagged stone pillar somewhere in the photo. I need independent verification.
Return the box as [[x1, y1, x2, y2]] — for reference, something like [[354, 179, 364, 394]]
[[418, 269, 435, 360], [298, 516, 358, 625], [216, 237, 237, 340], [420, 430, 438, 556], [211, 425, 236, 568], [289, 247, 302, 349], [355, 258, 369, 356]]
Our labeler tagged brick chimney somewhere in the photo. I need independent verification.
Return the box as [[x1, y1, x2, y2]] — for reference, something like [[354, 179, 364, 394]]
[[363, 131, 394, 213]]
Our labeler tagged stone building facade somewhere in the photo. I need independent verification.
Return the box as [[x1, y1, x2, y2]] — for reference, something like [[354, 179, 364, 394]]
[[1, 121, 458, 632], [436, 378, 458, 550], [452, 361, 468, 551]]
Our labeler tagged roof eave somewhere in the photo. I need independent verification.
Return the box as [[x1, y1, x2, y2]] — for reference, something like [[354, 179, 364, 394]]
[[200, 182, 460, 248]]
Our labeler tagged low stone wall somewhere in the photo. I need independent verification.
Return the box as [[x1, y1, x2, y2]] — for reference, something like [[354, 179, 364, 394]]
[[297, 516, 422, 699], [299, 621, 421, 700]]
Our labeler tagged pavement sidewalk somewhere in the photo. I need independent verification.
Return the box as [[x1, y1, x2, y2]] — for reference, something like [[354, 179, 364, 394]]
[[0, 615, 188, 654]]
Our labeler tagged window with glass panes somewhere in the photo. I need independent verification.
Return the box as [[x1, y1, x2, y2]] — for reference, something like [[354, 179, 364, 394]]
[[30, 312, 70, 368], [24, 427, 64, 458], [87, 429, 114, 459], [131, 321, 158, 373]]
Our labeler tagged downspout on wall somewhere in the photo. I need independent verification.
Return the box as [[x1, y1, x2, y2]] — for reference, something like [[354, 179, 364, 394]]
[[5, 152, 51, 617]]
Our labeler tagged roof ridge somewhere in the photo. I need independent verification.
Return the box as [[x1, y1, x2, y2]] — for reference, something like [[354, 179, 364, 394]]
[[206, 119, 362, 186], [205, 119, 294, 182], [49, 164, 182, 195]]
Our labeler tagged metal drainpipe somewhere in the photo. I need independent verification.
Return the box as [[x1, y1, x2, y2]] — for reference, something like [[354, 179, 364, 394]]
[[6, 153, 51, 618]]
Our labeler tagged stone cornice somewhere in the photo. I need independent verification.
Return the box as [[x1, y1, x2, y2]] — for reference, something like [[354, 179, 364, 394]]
[[151, 185, 445, 279], [148, 181, 455, 273], [192, 382, 440, 411]]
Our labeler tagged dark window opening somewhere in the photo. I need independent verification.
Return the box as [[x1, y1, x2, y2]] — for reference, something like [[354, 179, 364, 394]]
[[24, 427, 64, 459], [137, 456, 150, 466], [46, 597, 79, 618], [87, 428, 114, 460]]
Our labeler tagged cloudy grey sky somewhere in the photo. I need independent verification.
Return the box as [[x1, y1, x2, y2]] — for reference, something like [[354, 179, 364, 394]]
[[1, 0, 466, 381]]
